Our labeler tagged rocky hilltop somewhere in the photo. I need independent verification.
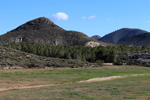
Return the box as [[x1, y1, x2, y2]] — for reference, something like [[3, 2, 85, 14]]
[[0, 17, 104, 46]]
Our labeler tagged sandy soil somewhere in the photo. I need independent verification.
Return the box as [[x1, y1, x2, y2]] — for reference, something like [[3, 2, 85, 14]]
[[0, 84, 54, 92], [77, 74, 147, 83]]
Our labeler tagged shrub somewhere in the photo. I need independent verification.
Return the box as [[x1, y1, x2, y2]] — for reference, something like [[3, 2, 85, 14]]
[[96, 60, 104, 66]]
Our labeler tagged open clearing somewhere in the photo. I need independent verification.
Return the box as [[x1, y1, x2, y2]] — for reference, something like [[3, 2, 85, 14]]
[[0, 73, 148, 92], [0, 66, 150, 100]]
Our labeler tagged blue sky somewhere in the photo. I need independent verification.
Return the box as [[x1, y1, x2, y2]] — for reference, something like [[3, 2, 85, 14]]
[[1, 0, 150, 37]]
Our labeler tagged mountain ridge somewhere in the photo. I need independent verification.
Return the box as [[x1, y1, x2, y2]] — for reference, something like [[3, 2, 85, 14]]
[[0, 17, 105, 46], [118, 32, 150, 46], [99, 28, 148, 44]]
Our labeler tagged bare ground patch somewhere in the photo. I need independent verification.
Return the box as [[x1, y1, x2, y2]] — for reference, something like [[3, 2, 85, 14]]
[[77, 74, 149, 83], [0, 84, 54, 92]]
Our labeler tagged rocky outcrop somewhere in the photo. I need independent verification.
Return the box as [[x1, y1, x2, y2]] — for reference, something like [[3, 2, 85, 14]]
[[116, 51, 150, 66], [85, 41, 102, 47]]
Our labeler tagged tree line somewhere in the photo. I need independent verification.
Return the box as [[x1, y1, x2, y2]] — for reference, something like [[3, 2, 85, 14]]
[[3, 44, 150, 64]]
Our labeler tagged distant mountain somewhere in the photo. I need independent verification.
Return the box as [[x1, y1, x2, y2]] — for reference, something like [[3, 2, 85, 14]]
[[99, 28, 148, 44], [118, 33, 150, 46], [91, 35, 101, 41], [0, 17, 105, 46]]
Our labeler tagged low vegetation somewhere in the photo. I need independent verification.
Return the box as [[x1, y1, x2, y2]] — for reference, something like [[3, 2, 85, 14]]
[[0, 66, 150, 100], [117, 51, 150, 66], [3, 44, 117, 63], [3, 44, 150, 67], [0, 46, 99, 68]]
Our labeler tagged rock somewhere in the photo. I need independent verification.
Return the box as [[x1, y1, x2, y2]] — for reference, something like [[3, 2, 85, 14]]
[[85, 41, 101, 47]]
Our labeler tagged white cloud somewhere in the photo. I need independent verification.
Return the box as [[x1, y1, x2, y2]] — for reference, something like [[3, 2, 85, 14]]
[[88, 15, 96, 19], [82, 15, 96, 20], [106, 18, 112, 21], [145, 20, 150, 24], [82, 16, 86, 19], [51, 12, 69, 21], [147, 20, 150, 23]]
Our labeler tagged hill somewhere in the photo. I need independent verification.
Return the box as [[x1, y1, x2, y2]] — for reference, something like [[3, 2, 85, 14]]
[[118, 33, 150, 46], [99, 28, 148, 44], [0, 46, 99, 68], [91, 35, 101, 41], [0, 17, 105, 46]]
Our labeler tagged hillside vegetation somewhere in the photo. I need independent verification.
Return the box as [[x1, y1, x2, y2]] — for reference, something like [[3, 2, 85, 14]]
[[3, 44, 150, 67], [3, 44, 117, 63], [0, 46, 99, 68], [117, 51, 150, 66]]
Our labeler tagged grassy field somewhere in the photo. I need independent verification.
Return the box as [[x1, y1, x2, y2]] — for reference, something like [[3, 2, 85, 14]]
[[0, 66, 150, 100]]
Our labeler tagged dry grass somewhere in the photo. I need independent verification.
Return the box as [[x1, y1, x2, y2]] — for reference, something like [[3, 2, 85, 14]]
[[0, 66, 150, 99], [1, 75, 150, 100], [0, 65, 150, 88]]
